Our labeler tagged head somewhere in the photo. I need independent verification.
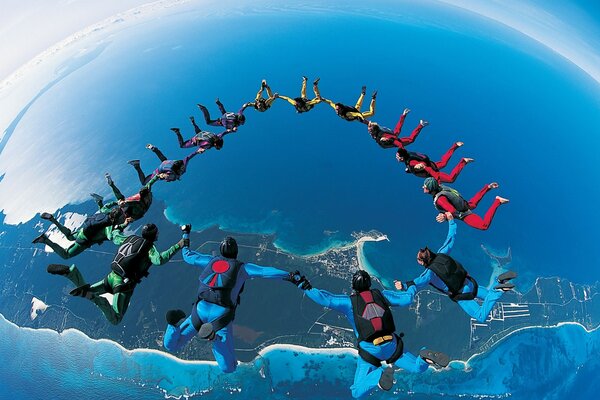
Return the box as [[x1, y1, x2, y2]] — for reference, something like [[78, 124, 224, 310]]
[[396, 148, 409, 162], [142, 223, 159, 242], [220, 236, 238, 259], [352, 270, 372, 292], [172, 160, 184, 175], [139, 187, 151, 199], [214, 136, 224, 150], [236, 114, 246, 126], [423, 177, 440, 194], [335, 103, 343, 114], [109, 207, 126, 225], [367, 121, 379, 134], [416, 247, 433, 266]]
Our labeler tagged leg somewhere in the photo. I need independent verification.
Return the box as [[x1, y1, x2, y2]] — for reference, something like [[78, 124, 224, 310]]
[[393, 351, 428, 373], [468, 183, 493, 209], [265, 85, 274, 98], [457, 286, 503, 323], [437, 159, 468, 183], [130, 162, 147, 185], [349, 358, 382, 399], [398, 122, 425, 146], [322, 98, 337, 110], [42, 238, 83, 259], [86, 275, 132, 325], [435, 142, 460, 169], [53, 264, 86, 287], [107, 178, 125, 201], [197, 104, 217, 125], [46, 217, 75, 240], [216, 99, 227, 115], [190, 116, 202, 134], [354, 92, 365, 111], [462, 199, 501, 230], [277, 95, 297, 107], [361, 96, 376, 118], [393, 113, 407, 136], [300, 77, 307, 99], [211, 323, 237, 373], [312, 81, 321, 99], [151, 146, 168, 162], [255, 86, 264, 101], [163, 315, 199, 352]]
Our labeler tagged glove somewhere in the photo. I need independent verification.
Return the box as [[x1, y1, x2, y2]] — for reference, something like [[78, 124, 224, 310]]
[[285, 271, 312, 290], [181, 224, 191, 234]]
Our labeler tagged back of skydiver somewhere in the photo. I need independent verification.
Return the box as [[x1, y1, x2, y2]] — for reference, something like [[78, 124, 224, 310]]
[[90, 172, 158, 222], [276, 76, 322, 113], [163, 227, 290, 373], [47, 223, 183, 325], [196, 98, 246, 131], [422, 177, 509, 230], [394, 218, 517, 323], [396, 142, 474, 183], [321, 85, 377, 122], [242, 79, 278, 112], [32, 206, 131, 259], [169, 117, 231, 151], [367, 108, 428, 149], [295, 269, 449, 399], [128, 143, 204, 185]]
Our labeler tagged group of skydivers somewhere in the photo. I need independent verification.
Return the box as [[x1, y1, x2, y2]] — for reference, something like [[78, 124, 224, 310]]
[[32, 76, 516, 398]]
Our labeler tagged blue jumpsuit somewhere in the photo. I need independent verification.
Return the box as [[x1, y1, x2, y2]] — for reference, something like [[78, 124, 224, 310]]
[[163, 235, 288, 373], [304, 285, 428, 399], [405, 220, 503, 323]]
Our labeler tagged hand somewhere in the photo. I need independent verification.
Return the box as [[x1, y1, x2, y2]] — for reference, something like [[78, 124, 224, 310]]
[[196, 147, 206, 154], [394, 280, 404, 290], [413, 163, 424, 170], [125, 217, 134, 225], [181, 224, 191, 234], [403, 108, 410, 115], [488, 182, 499, 189], [444, 212, 454, 221], [436, 213, 447, 223], [177, 239, 187, 248], [117, 199, 125, 206]]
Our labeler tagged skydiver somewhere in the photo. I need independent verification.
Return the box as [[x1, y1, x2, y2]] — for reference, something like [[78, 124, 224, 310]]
[[321, 85, 377, 123], [293, 269, 449, 398], [163, 226, 292, 373], [46, 223, 183, 325], [396, 142, 474, 183], [422, 177, 509, 230], [169, 118, 232, 151], [242, 79, 278, 112], [367, 108, 428, 149], [196, 98, 246, 131], [128, 144, 204, 185], [276, 76, 322, 113], [395, 218, 517, 323]]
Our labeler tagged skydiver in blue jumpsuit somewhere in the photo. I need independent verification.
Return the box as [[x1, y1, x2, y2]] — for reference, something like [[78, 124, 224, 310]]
[[395, 218, 517, 323], [293, 269, 449, 399], [162, 225, 290, 373]]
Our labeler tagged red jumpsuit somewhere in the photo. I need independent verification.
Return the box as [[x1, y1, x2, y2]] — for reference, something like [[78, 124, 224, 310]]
[[435, 184, 501, 230], [406, 142, 467, 183]]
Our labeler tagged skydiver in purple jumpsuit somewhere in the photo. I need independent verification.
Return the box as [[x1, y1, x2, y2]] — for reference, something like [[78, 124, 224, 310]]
[[128, 144, 204, 185], [196, 98, 246, 131]]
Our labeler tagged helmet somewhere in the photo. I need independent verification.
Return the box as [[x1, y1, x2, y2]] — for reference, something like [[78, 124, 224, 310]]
[[142, 223, 159, 241], [396, 147, 409, 160], [423, 177, 440, 193], [220, 236, 238, 259], [417, 247, 433, 266], [237, 114, 246, 125], [352, 270, 372, 292]]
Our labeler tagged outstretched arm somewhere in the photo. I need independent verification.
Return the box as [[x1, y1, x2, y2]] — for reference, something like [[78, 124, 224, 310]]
[[149, 242, 182, 266], [438, 219, 457, 255], [383, 287, 416, 306], [181, 232, 212, 268], [244, 262, 289, 279], [397, 269, 435, 292], [304, 288, 352, 314]]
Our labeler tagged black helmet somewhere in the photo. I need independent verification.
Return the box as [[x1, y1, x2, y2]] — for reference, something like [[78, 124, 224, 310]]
[[142, 223, 159, 241], [396, 147, 409, 160], [214, 136, 224, 150], [220, 236, 238, 259], [352, 270, 371, 292], [237, 114, 246, 125]]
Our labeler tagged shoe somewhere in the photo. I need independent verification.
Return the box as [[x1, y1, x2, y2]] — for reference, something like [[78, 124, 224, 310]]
[[361, 85, 366, 95], [198, 322, 216, 340], [302, 75, 308, 81], [69, 284, 92, 299], [40, 212, 53, 220], [494, 282, 515, 292], [104, 172, 113, 186], [261, 79, 267, 87], [378, 366, 394, 391], [90, 193, 103, 203], [313, 77, 320, 85], [420, 119, 429, 127], [165, 309, 186, 326], [145, 144, 155, 151], [127, 160, 140, 167], [419, 349, 449, 368], [47, 264, 71, 276], [170, 127, 180, 133], [403, 108, 411, 115], [371, 90, 378, 99], [32, 233, 47, 244], [497, 271, 517, 284]]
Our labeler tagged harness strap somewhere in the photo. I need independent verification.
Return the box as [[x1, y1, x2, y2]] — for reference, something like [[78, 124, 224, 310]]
[[190, 298, 237, 333], [449, 276, 479, 302]]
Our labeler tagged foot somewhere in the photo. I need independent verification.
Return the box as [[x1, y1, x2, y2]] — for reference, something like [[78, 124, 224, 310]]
[[496, 196, 510, 204], [165, 309, 186, 326], [378, 366, 395, 391], [403, 108, 411, 115], [361, 85, 366, 95], [494, 282, 515, 292], [420, 119, 429, 127], [145, 143, 155, 150], [198, 322, 216, 340], [127, 159, 140, 167], [456, 141, 464, 147], [69, 284, 93, 299], [90, 193, 103, 203], [261, 79, 267, 87], [497, 271, 517, 284], [302, 75, 308, 82], [32, 233, 47, 244], [47, 264, 71, 276], [40, 212, 54, 221], [273, 93, 279, 98], [170, 127, 180, 134], [371, 90, 378, 99], [104, 172, 113, 186], [419, 349, 450, 369], [488, 182, 499, 190], [196, 103, 204, 109], [313, 77, 320, 85], [463, 157, 475, 164], [189, 115, 195, 122]]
